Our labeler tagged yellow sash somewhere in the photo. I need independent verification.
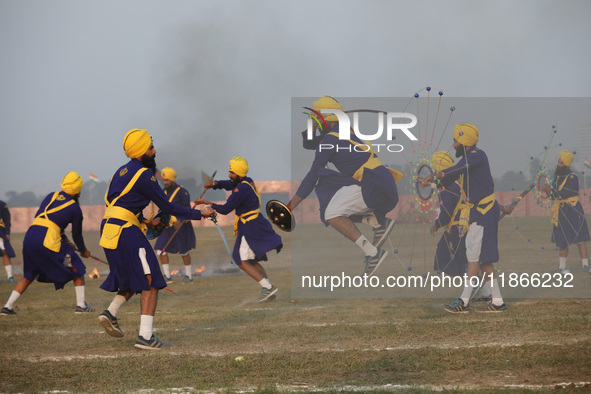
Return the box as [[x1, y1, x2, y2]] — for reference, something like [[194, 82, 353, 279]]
[[445, 178, 468, 236], [166, 186, 181, 226], [0, 218, 4, 228], [233, 180, 261, 235], [31, 192, 75, 252], [457, 188, 496, 232], [328, 132, 403, 184], [551, 175, 578, 226], [99, 168, 148, 249]]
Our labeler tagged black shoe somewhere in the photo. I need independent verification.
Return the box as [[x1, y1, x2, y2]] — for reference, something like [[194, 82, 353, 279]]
[[363, 248, 388, 277], [98, 310, 124, 338], [75, 302, 95, 314], [135, 334, 168, 350], [372, 218, 395, 248], [443, 298, 469, 314], [258, 285, 278, 303], [0, 307, 16, 316]]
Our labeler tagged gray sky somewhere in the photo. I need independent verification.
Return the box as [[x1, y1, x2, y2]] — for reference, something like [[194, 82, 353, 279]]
[[1, 0, 591, 199]]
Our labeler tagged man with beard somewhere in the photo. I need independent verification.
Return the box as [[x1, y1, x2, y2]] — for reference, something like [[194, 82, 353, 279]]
[[154, 167, 197, 284], [421, 123, 506, 313], [0, 200, 16, 283], [98, 129, 215, 349], [288, 96, 401, 277], [1, 172, 94, 315], [195, 157, 283, 302], [541, 151, 590, 274]]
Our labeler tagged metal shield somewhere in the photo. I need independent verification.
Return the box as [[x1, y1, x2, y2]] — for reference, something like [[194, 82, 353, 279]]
[[266, 200, 295, 232]]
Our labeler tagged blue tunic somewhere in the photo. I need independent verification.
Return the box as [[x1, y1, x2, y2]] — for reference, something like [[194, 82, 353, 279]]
[[212, 177, 283, 264], [100, 159, 203, 293], [550, 170, 591, 248], [22, 192, 87, 290], [440, 147, 500, 263], [433, 182, 467, 276], [296, 126, 399, 226], [0, 200, 15, 258], [154, 184, 196, 254]]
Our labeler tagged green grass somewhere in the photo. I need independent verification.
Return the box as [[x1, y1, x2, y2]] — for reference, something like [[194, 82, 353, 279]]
[[0, 218, 590, 393]]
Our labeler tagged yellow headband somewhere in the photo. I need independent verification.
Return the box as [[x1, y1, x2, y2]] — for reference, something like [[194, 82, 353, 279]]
[[161, 167, 177, 181], [558, 150, 574, 167], [453, 123, 479, 147], [123, 129, 152, 159], [61, 171, 84, 195], [431, 151, 454, 172], [229, 156, 249, 177], [312, 96, 343, 122]]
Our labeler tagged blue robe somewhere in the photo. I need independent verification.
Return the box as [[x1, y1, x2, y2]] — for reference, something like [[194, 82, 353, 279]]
[[212, 177, 282, 264], [434, 182, 467, 275], [296, 126, 399, 226], [22, 192, 87, 290], [440, 147, 500, 263], [100, 159, 204, 293], [154, 184, 196, 254], [0, 200, 15, 258], [550, 170, 590, 248]]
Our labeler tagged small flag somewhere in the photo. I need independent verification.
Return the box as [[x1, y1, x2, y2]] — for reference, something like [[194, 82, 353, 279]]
[[585, 157, 591, 169], [89, 173, 99, 183], [202, 171, 212, 183]]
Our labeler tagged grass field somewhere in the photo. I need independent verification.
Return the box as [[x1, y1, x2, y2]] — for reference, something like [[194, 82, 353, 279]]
[[1, 217, 590, 393]]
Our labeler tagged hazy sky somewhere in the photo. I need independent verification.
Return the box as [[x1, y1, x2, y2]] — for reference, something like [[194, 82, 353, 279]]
[[1, 0, 590, 199]]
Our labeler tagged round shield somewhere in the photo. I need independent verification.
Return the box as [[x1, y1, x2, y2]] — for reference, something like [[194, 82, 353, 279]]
[[415, 163, 435, 201], [266, 200, 295, 232], [146, 212, 171, 240]]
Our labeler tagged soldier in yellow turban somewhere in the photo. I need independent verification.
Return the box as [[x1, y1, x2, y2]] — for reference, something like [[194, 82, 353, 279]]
[[541, 150, 590, 273], [195, 157, 283, 302], [154, 167, 198, 284], [1, 172, 94, 316], [420, 123, 507, 313], [97, 129, 215, 349], [291, 96, 400, 278]]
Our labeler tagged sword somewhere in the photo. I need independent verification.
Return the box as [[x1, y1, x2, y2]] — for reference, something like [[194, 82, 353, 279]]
[[210, 215, 238, 267]]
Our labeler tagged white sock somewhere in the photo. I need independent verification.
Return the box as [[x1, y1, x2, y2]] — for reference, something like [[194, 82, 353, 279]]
[[259, 278, 272, 289], [162, 264, 171, 277], [4, 290, 21, 310], [559, 257, 567, 270], [139, 315, 154, 340], [184, 265, 192, 278], [4, 265, 12, 278], [107, 295, 127, 317], [582, 258, 589, 268], [480, 281, 492, 297], [460, 284, 474, 306], [490, 278, 504, 306], [355, 235, 377, 257], [75, 285, 85, 308]]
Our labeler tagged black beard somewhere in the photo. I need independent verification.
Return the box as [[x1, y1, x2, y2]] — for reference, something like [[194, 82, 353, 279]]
[[72, 194, 80, 203], [141, 154, 157, 173], [555, 166, 570, 176], [230, 176, 242, 187], [454, 144, 466, 158]]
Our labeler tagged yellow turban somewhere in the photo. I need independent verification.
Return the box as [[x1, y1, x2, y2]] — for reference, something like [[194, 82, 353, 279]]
[[161, 167, 177, 181], [61, 171, 84, 195], [312, 96, 343, 122], [453, 123, 479, 147], [431, 151, 454, 172], [558, 150, 574, 167], [123, 129, 152, 159], [229, 156, 249, 177]]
